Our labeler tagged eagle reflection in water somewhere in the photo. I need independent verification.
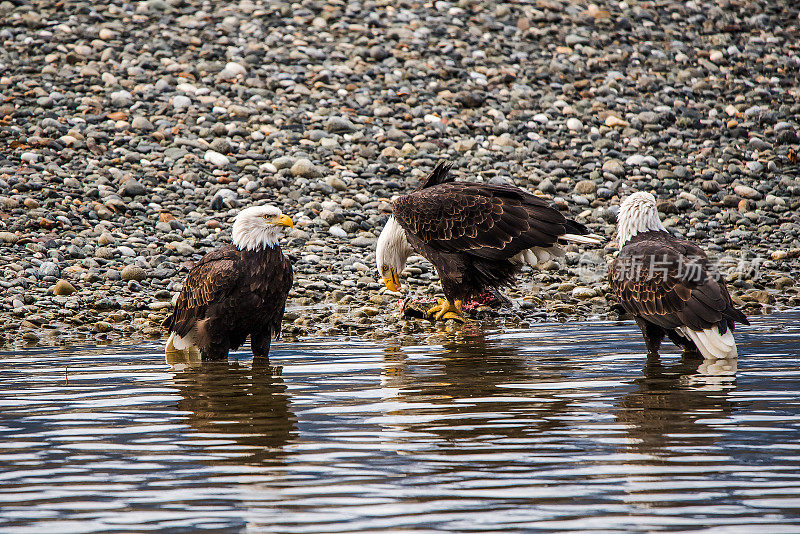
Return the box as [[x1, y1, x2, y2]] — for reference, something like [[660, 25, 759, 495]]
[[615, 353, 737, 457], [166, 350, 297, 465], [381, 328, 574, 444]]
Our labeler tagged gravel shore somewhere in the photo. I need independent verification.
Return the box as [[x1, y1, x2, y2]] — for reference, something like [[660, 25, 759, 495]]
[[1, 0, 799, 348]]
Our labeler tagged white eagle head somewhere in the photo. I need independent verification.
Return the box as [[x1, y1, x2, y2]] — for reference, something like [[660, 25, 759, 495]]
[[616, 192, 667, 246], [232, 205, 293, 251], [375, 216, 413, 292]]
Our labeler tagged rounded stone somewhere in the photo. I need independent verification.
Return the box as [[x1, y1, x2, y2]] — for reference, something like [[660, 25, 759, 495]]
[[272, 156, 295, 169], [121, 265, 147, 282], [204, 150, 230, 167], [131, 116, 154, 131], [574, 180, 597, 195], [0, 232, 19, 244], [120, 179, 146, 197], [95, 321, 112, 333], [98, 232, 115, 245], [566, 118, 583, 131], [602, 159, 625, 176], [572, 287, 597, 299], [172, 95, 191, 110], [38, 262, 59, 278], [219, 61, 247, 78], [734, 184, 761, 200], [329, 226, 347, 238], [53, 279, 77, 296], [291, 158, 322, 178]]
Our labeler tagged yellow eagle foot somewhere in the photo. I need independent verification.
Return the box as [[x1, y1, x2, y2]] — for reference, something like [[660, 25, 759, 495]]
[[426, 299, 465, 322]]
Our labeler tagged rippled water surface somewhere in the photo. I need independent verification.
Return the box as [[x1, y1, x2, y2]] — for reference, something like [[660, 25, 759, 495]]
[[2, 312, 800, 533]]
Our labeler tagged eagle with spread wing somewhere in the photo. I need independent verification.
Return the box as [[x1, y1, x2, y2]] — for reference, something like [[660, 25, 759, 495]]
[[375, 162, 600, 321], [609, 192, 748, 359]]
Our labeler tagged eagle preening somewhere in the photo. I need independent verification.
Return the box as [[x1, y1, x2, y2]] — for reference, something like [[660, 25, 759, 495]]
[[163, 205, 293, 361], [609, 192, 749, 360], [376, 162, 601, 321]]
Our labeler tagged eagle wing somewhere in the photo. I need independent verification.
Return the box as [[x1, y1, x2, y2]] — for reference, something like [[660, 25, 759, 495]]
[[166, 246, 243, 338], [419, 161, 455, 189], [609, 239, 747, 332], [393, 182, 574, 260]]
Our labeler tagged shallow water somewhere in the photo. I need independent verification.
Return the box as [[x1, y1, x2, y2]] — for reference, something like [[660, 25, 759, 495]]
[[2, 313, 800, 533]]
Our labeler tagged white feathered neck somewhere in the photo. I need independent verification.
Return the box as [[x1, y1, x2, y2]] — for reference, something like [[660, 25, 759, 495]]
[[616, 192, 668, 246], [376, 216, 414, 273]]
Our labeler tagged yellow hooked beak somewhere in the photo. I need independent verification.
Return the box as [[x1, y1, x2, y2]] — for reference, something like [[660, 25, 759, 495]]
[[275, 214, 293, 229], [382, 268, 401, 292]]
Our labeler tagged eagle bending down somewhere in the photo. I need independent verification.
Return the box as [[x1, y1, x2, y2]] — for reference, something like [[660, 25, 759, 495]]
[[376, 162, 601, 321]]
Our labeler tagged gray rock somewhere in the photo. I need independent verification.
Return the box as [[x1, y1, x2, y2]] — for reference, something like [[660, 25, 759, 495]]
[[38, 262, 59, 278], [209, 138, 231, 154], [320, 209, 344, 224], [273, 156, 295, 170], [326, 176, 347, 191], [734, 184, 761, 199], [173, 95, 191, 110], [745, 161, 764, 174], [172, 241, 196, 256], [602, 159, 624, 176], [291, 158, 322, 178], [329, 226, 347, 238], [110, 90, 132, 106], [131, 116, 154, 131], [538, 179, 556, 193], [326, 116, 357, 133], [120, 179, 146, 197], [638, 111, 659, 124], [211, 189, 238, 210]]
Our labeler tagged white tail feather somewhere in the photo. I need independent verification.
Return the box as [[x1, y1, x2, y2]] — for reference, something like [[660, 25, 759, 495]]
[[513, 246, 566, 266], [676, 325, 737, 360], [168, 329, 196, 351], [165, 332, 201, 366], [559, 233, 602, 245]]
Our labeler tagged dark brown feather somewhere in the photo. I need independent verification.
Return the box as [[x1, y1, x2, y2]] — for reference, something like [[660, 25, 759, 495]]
[[163, 244, 293, 360], [392, 175, 591, 302], [608, 230, 748, 337]]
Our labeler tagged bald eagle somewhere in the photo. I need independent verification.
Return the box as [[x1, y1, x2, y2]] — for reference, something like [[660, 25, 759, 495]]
[[609, 192, 749, 360], [163, 205, 294, 361], [376, 162, 601, 321]]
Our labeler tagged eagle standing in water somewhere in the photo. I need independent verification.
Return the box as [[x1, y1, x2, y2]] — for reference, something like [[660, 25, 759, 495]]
[[375, 162, 601, 321], [609, 192, 748, 359], [164, 205, 293, 361]]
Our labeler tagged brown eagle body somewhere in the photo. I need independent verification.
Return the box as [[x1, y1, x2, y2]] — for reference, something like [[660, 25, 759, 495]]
[[163, 244, 292, 360], [391, 163, 593, 304], [609, 230, 748, 357]]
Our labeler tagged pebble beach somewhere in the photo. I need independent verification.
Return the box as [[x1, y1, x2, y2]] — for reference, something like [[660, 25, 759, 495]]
[[1, 0, 799, 347]]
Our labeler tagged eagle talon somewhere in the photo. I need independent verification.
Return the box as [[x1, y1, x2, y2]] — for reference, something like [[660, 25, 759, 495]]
[[426, 299, 465, 322]]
